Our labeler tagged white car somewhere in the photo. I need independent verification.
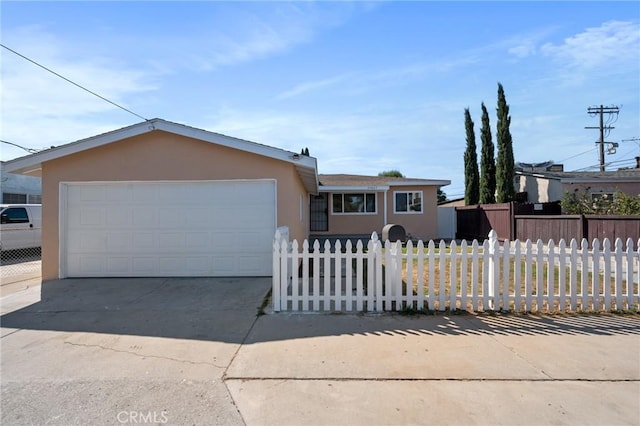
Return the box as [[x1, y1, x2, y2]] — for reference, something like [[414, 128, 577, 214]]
[[0, 204, 42, 251]]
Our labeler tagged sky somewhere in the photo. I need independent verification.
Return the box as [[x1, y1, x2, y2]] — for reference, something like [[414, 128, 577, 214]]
[[1, 1, 639, 199]]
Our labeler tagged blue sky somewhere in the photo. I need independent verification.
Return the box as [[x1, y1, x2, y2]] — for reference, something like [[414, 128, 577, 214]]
[[1, 1, 639, 199]]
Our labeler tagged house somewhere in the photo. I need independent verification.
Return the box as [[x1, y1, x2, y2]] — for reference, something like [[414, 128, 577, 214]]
[[0, 163, 42, 203], [309, 174, 450, 244], [515, 164, 640, 204], [3, 119, 318, 280], [4, 119, 450, 280]]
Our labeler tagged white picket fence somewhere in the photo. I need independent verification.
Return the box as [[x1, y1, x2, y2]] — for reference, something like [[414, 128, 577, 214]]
[[272, 229, 640, 313]]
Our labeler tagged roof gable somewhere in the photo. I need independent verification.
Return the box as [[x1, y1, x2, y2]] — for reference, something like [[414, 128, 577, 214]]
[[3, 118, 318, 194]]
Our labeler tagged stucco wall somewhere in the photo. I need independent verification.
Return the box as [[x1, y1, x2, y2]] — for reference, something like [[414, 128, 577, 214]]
[[321, 192, 385, 236], [517, 175, 563, 203], [387, 185, 439, 241], [314, 186, 440, 241], [562, 182, 640, 197], [40, 130, 309, 280]]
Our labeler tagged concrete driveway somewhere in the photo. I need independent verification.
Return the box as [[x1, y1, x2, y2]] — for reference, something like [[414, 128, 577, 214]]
[[1, 277, 271, 425]]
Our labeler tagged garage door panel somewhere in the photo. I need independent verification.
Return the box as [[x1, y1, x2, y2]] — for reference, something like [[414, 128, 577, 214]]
[[106, 233, 131, 251], [107, 209, 132, 227], [107, 257, 131, 274], [212, 256, 235, 275], [132, 257, 156, 274], [106, 185, 130, 202], [133, 232, 155, 250], [133, 207, 156, 227], [185, 232, 209, 249], [75, 208, 105, 227], [69, 231, 106, 252], [63, 181, 275, 277]]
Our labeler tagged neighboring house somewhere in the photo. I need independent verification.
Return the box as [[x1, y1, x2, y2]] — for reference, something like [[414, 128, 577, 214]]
[[0, 163, 42, 203], [515, 166, 640, 204], [437, 197, 465, 208], [309, 174, 450, 243], [437, 197, 464, 240], [3, 119, 318, 280]]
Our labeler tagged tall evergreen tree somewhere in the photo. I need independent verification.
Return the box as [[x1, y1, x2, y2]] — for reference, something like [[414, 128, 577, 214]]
[[479, 102, 496, 204], [495, 83, 515, 203], [463, 108, 479, 205]]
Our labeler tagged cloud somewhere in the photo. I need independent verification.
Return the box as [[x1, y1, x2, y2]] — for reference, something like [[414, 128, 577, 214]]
[[508, 40, 537, 58], [178, 2, 365, 72], [0, 26, 159, 157], [540, 20, 640, 69], [277, 73, 355, 100], [276, 55, 482, 101]]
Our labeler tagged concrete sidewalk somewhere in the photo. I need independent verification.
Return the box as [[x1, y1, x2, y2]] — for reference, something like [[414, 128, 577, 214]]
[[226, 312, 640, 426]]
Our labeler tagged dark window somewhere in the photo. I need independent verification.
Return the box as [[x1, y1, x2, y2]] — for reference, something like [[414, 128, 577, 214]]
[[332, 193, 376, 214], [3, 193, 27, 204], [332, 194, 343, 213], [1, 207, 29, 223], [310, 194, 329, 232], [395, 191, 423, 213]]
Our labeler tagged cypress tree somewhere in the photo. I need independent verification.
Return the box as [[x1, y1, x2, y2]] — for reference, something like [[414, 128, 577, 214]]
[[479, 102, 496, 204], [463, 108, 479, 205], [495, 83, 515, 203]]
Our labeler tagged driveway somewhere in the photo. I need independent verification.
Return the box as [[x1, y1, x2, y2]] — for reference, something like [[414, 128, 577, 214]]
[[1, 277, 271, 425]]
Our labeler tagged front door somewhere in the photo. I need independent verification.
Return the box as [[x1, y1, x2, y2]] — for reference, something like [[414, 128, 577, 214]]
[[310, 193, 328, 232]]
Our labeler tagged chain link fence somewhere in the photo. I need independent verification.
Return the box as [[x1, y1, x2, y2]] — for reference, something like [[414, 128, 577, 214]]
[[1, 247, 42, 291]]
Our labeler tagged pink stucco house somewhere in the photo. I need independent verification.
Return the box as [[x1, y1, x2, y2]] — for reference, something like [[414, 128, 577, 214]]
[[4, 119, 449, 280], [310, 174, 449, 244]]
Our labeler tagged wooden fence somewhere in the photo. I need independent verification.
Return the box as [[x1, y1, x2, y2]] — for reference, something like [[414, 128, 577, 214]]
[[272, 230, 640, 313], [456, 202, 640, 243]]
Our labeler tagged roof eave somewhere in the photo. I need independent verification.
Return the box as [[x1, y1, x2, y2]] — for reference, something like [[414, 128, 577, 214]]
[[2, 119, 320, 193]]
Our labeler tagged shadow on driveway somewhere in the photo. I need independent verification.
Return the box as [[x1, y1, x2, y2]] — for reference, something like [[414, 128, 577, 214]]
[[1, 278, 638, 344], [1, 277, 271, 343]]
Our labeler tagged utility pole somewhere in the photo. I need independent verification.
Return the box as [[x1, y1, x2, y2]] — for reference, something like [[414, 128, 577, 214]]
[[585, 105, 619, 172]]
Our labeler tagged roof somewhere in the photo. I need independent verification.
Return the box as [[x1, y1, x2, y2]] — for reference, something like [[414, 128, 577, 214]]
[[318, 174, 450, 191], [3, 118, 319, 194], [438, 197, 465, 207], [516, 169, 640, 184]]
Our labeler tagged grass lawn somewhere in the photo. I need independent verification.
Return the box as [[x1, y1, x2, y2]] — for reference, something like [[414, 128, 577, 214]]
[[381, 253, 638, 313]]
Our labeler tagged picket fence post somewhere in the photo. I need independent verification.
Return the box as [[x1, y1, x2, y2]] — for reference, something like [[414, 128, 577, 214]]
[[272, 237, 281, 312], [487, 230, 498, 310]]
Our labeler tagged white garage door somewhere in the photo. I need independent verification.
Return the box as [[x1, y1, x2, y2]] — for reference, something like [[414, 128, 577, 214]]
[[61, 180, 276, 277]]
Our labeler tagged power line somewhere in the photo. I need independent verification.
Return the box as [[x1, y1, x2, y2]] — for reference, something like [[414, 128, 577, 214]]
[[557, 147, 598, 163], [1, 43, 149, 122], [572, 157, 637, 172], [1, 139, 42, 154]]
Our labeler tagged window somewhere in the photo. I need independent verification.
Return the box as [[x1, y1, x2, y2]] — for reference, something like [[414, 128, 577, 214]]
[[2, 192, 40, 204], [310, 194, 329, 231], [3, 193, 27, 204], [0, 207, 29, 223], [27, 194, 42, 204], [591, 193, 614, 202], [395, 191, 423, 213], [332, 193, 376, 214]]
